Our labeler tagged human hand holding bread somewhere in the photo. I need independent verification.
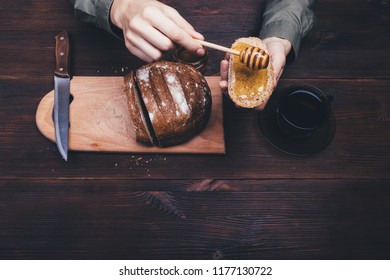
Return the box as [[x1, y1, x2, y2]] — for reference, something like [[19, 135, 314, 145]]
[[220, 37, 292, 110]]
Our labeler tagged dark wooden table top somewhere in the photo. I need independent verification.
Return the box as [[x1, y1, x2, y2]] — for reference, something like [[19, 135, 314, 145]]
[[1, 0, 390, 260]]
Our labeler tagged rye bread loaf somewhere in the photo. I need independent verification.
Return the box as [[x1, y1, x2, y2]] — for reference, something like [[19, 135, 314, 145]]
[[124, 61, 212, 147], [228, 37, 275, 108]]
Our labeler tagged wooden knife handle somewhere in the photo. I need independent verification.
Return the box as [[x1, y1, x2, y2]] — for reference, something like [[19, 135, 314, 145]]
[[54, 31, 70, 78]]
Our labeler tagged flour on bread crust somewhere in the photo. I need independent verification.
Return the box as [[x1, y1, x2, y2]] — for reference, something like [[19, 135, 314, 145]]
[[124, 61, 212, 147]]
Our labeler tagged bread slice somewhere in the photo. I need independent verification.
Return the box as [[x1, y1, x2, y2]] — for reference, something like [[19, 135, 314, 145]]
[[124, 71, 155, 146], [124, 61, 212, 147], [135, 63, 172, 147], [228, 37, 275, 108]]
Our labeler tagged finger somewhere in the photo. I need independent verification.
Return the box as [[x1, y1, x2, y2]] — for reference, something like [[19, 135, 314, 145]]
[[123, 14, 174, 56], [270, 51, 285, 73], [219, 80, 228, 92], [127, 45, 155, 63], [276, 66, 285, 83], [137, 24, 175, 52], [220, 59, 229, 82], [270, 52, 286, 83], [148, 10, 203, 52], [164, 7, 204, 40], [124, 31, 162, 62]]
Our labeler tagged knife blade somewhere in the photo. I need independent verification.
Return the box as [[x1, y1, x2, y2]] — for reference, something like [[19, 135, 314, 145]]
[[54, 31, 71, 161]]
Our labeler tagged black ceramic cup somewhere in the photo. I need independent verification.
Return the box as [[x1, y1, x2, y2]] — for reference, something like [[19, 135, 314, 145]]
[[276, 85, 333, 138]]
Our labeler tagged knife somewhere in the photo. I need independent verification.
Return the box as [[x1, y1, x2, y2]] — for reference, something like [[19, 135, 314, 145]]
[[54, 31, 71, 161]]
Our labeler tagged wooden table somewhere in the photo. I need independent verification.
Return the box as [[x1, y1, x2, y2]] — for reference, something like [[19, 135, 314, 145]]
[[1, 0, 390, 259]]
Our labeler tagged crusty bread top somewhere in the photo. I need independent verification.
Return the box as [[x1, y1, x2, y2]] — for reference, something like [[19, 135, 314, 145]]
[[127, 61, 212, 147], [228, 37, 275, 108]]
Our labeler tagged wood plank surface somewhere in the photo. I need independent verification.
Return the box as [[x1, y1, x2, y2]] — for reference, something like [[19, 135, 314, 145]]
[[1, 184, 389, 259], [35, 76, 225, 154], [1, 0, 390, 260]]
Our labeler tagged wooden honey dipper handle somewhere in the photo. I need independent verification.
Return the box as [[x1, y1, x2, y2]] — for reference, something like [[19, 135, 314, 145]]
[[195, 39, 269, 70], [195, 39, 240, 56]]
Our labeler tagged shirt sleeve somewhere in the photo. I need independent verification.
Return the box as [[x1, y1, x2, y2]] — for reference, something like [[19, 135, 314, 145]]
[[259, 0, 316, 60], [69, 0, 117, 37]]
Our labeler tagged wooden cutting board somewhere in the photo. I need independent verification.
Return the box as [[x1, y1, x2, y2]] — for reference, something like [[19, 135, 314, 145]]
[[36, 76, 225, 154]]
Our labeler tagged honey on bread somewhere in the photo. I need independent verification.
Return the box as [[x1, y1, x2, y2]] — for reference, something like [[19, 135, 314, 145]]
[[231, 42, 269, 103]]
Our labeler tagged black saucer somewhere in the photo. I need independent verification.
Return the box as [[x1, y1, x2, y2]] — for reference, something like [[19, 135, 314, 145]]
[[258, 92, 336, 156]]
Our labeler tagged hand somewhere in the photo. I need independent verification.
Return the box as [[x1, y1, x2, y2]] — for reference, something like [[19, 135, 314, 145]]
[[219, 37, 292, 109], [263, 37, 292, 83], [110, 0, 205, 62]]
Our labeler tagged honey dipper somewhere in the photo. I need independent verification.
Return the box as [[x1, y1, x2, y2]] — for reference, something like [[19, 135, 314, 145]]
[[195, 39, 270, 70]]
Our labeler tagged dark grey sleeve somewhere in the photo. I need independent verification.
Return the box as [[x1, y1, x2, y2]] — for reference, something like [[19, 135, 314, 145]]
[[69, 0, 116, 36], [259, 0, 316, 59]]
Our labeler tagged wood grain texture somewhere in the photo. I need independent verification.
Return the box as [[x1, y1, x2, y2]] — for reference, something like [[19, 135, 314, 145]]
[[1, 184, 389, 259], [1, 0, 390, 260], [35, 76, 225, 154]]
